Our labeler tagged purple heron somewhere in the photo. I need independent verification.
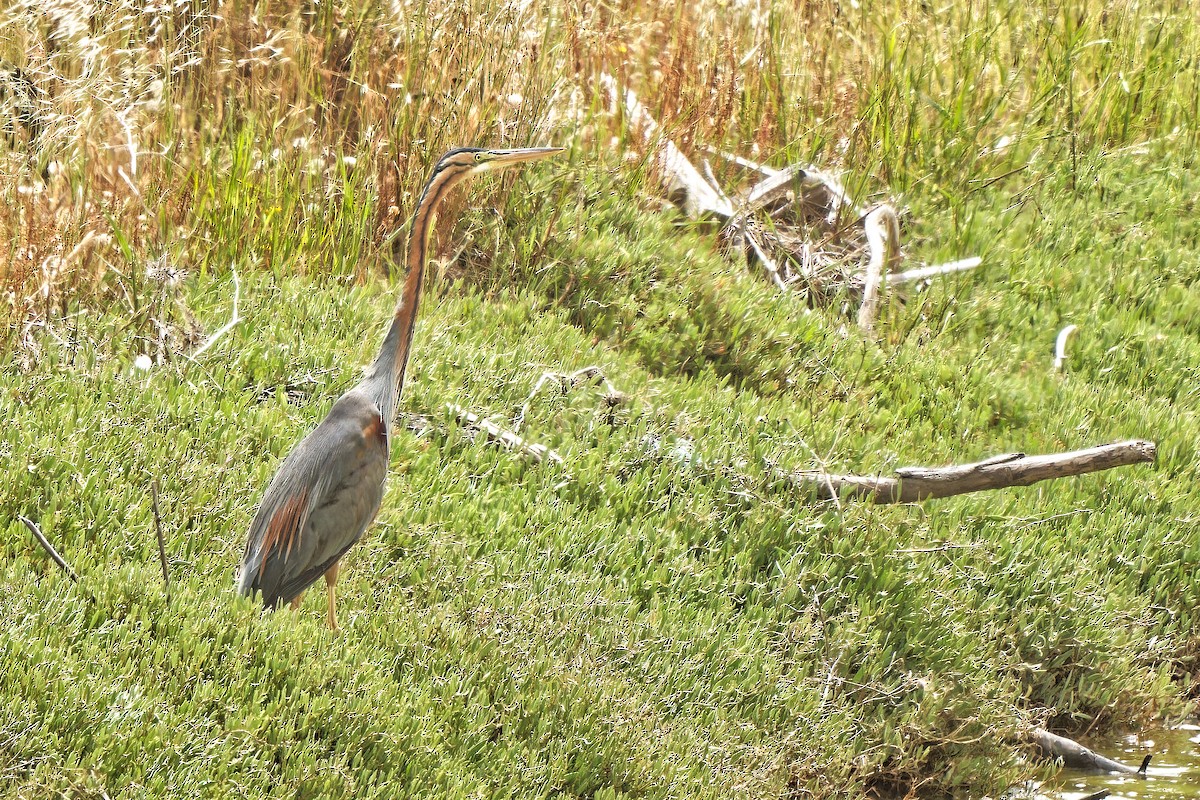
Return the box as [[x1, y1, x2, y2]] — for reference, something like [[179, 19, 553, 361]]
[[236, 146, 563, 629]]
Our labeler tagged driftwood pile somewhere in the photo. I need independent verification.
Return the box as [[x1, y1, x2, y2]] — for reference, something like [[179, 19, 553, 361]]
[[599, 74, 981, 335]]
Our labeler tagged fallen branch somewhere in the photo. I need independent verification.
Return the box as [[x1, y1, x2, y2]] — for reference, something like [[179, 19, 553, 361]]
[[857, 205, 901, 334], [600, 73, 732, 218], [1028, 727, 1150, 777], [18, 515, 80, 583], [700, 157, 732, 208], [744, 228, 788, 290], [705, 147, 782, 179], [785, 440, 1156, 503], [892, 543, 983, 554], [448, 404, 565, 465], [884, 256, 982, 286]]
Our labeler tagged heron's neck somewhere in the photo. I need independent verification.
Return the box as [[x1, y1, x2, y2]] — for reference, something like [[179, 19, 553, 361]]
[[363, 166, 463, 425]]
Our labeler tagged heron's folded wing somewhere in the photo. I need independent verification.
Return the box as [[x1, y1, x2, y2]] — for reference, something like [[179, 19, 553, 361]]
[[238, 434, 340, 606], [238, 391, 388, 607]]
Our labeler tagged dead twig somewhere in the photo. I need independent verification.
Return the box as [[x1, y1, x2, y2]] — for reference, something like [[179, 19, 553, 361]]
[[1013, 508, 1093, 531], [891, 543, 984, 555], [192, 268, 241, 358], [448, 404, 565, 465], [18, 515, 79, 583], [1054, 324, 1078, 372], [514, 366, 624, 433], [744, 228, 787, 290], [884, 256, 982, 286], [818, 649, 844, 708], [705, 147, 782, 179], [857, 205, 900, 334], [785, 440, 1156, 503], [600, 73, 732, 218], [700, 158, 732, 207]]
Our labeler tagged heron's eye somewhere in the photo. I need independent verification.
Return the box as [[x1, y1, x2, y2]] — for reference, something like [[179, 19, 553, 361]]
[[474, 152, 486, 163]]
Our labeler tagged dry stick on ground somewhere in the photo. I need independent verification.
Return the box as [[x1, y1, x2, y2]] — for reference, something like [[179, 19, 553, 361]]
[[1054, 324, 1079, 372], [151, 479, 170, 600], [1028, 727, 1150, 777], [438, 368, 625, 466], [448, 404, 565, 465], [191, 268, 241, 359], [885, 256, 983, 286], [514, 366, 623, 433], [700, 157, 733, 208], [785, 440, 1156, 503], [743, 226, 787, 289], [17, 515, 80, 583], [599, 73, 732, 218]]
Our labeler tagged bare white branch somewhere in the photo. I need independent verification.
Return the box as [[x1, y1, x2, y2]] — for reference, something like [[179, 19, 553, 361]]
[[744, 229, 787, 290], [704, 147, 783, 179], [885, 256, 982, 286], [192, 268, 242, 359], [858, 205, 900, 334], [449, 404, 565, 465], [599, 73, 734, 218], [515, 366, 621, 433], [1054, 324, 1079, 372]]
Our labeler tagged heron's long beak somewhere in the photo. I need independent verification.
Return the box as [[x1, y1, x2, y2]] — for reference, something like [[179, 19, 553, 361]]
[[486, 147, 564, 166]]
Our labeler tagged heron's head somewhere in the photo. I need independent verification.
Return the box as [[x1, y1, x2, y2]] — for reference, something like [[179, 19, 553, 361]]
[[433, 146, 563, 180], [404, 146, 564, 255]]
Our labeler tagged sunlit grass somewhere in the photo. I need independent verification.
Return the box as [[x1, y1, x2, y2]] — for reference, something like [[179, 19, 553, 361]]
[[2, 0, 1199, 797]]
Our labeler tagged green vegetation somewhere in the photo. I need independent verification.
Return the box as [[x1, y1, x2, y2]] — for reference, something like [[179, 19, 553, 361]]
[[2, 1, 1198, 797]]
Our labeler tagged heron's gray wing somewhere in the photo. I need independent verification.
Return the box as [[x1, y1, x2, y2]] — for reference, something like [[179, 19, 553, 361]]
[[237, 390, 388, 608], [270, 439, 388, 602]]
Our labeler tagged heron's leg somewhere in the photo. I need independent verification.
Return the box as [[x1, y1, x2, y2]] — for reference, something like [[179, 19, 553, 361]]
[[289, 594, 303, 611], [324, 561, 340, 631]]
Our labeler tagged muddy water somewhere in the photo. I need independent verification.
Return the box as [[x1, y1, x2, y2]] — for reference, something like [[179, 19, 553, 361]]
[[1047, 726, 1200, 799]]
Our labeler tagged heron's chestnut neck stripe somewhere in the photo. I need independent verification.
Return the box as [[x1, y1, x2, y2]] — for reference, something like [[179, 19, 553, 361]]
[[365, 157, 475, 426], [394, 161, 471, 374]]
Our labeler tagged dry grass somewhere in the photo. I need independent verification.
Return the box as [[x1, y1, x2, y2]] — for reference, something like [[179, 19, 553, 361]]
[[4, 0, 1194, 351]]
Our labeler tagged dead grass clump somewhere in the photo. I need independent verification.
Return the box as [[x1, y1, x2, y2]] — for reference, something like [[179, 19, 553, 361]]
[[3, 0, 1195, 359], [0, 0, 874, 351], [1, 0, 568, 352]]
